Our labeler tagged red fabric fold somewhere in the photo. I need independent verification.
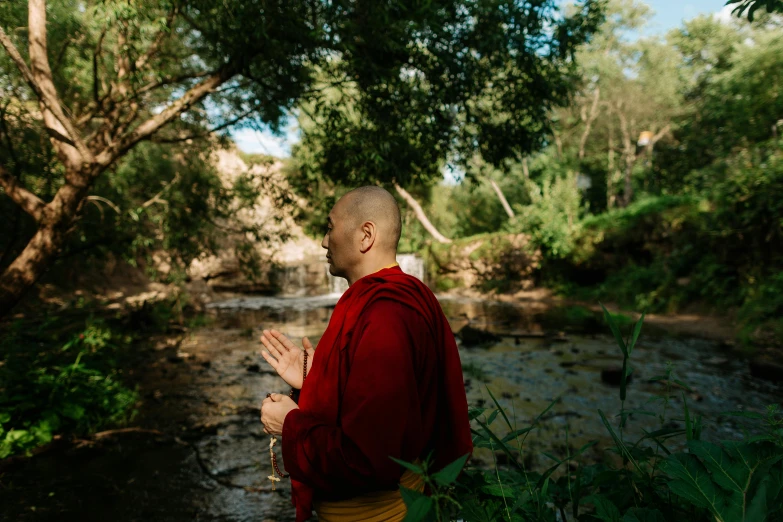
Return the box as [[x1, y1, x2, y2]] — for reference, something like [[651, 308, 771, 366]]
[[281, 266, 472, 521]]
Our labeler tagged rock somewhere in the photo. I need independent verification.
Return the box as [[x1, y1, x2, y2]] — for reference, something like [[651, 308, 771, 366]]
[[559, 361, 577, 368], [457, 325, 501, 347], [501, 392, 513, 399], [246, 364, 261, 373], [601, 366, 634, 386], [749, 357, 783, 382], [547, 331, 569, 343]]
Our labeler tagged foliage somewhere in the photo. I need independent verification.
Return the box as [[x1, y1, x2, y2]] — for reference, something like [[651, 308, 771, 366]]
[[292, 0, 604, 190], [554, 139, 783, 335], [508, 169, 583, 259], [0, 298, 185, 458], [398, 309, 783, 521], [725, 0, 783, 21], [426, 232, 541, 294]]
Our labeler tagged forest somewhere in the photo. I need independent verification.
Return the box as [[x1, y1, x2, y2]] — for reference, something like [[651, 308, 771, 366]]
[[1, 0, 783, 520]]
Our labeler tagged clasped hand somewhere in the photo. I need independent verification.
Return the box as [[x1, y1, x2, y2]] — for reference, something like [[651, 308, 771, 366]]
[[260, 393, 298, 436]]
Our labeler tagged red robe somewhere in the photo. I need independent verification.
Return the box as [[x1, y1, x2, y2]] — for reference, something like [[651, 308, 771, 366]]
[[281, 266, 473, 521]]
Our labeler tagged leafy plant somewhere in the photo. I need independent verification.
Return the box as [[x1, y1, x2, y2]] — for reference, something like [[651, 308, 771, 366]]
[[396, 305, 783, 521], [0, 298, 187, 458]]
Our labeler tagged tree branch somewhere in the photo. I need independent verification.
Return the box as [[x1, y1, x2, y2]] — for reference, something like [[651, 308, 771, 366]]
[[394, 183, 452, 244], [0, 163, 46, 222], [141, 173, 180, 208], [578, 87, 600, 160], [638, 124, 671, 158], [95, 63, 238, 167], [22, 0, 93, 164], [134, 7, 177, 71], [150, 108, 255, 144]]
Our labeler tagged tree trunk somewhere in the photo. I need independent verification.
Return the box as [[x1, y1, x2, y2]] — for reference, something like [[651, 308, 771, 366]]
[[0, 177, 86, 316], [0, 0, 238, 318], [489, 179, 515, 219], [607, 131, 617, 209], [393, 183, 452, 244], [0, 223, 65, 316], [578, 87, 601, 161], [621, 159, 634, 208]]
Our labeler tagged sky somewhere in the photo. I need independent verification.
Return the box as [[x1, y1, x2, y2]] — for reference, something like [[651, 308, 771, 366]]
[[231, 0, 732, 158]]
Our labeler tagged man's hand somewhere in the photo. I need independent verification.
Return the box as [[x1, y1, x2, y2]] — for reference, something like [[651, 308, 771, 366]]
[[261, 393, 299, 436], [259, 329, 314, 390]]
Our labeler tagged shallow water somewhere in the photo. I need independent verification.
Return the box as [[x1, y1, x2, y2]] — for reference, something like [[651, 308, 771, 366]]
[[2, 294, 781, 521]]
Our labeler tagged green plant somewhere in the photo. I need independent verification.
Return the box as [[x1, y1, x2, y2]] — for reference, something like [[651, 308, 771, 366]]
[[0, 295, 193, 458], [397, 305, 783, 521]]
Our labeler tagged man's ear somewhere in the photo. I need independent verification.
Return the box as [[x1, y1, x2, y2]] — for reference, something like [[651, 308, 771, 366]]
[[359, 221, 376, 253]]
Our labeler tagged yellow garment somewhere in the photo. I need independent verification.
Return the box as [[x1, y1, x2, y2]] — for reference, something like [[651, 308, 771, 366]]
[[313, 468, 425, 522]]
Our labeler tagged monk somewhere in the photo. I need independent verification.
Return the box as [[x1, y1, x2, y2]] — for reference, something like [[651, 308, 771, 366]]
[[259, 186, 472, 522]]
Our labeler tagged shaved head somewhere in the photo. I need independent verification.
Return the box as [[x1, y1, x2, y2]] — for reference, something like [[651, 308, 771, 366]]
[[323, 185, 402, 284], [338, 186, 402, 252]]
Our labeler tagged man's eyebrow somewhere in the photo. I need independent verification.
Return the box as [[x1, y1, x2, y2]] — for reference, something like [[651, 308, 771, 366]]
[[327, 216, 333, 224]]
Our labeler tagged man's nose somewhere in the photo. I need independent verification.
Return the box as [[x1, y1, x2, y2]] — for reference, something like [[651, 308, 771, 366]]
[[321, 235, 328, 249]]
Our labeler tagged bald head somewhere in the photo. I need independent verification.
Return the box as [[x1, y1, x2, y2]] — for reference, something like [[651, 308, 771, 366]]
[[338, 186, 402, 252]]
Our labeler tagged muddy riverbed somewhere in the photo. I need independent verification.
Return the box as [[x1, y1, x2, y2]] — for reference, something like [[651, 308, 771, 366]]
[[2, 294, 781, 521]]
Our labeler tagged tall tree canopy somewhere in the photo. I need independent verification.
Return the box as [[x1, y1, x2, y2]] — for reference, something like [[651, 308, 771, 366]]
[[0, 0, 602, 316]]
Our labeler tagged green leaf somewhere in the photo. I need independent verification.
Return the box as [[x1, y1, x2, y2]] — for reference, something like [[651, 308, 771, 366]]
[[480, 483, 513, 497], [459, 498, 496, 522], [469, 407, 486, 421], [474, 418, 525, 473], [598, 409, 642, 474], [61, 402, 86, 420], [601, 302, 627, 357], [627, 312, 645, 355], [431, 453, 469, 487], [622, 507, 666, 522], [500, 426, 534, 443], [400, 486, 434, 522], [390, 457, 424, 475], [673, 379, 693, 392], [486, 386, 513, 429], [584, 494, 621, 522], [487, 408, 500, 426], [660, 453, 729, 519]]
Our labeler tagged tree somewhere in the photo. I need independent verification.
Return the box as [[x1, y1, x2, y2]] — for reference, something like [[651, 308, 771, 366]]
[[0, 0, 602, 316], [549, 0, 681, 209], [289, 0, 603, 239], [726, 0, 783, 21]]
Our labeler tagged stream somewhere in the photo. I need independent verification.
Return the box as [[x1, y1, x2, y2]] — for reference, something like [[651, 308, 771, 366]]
[[2, 289, 782, 521]]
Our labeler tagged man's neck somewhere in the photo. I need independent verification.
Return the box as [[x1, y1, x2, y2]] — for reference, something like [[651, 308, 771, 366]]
[[346, 258, 398, 286]]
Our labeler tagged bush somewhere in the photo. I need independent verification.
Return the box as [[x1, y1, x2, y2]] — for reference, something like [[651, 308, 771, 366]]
[[508, 171, 583, 259], [0, 298, 185, 458]]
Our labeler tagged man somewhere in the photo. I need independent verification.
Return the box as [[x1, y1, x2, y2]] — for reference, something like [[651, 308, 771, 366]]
[[259, 186, 472, 522]]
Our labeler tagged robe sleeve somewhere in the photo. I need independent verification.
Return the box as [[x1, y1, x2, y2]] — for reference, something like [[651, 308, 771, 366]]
[[281, 298, 429, 497]]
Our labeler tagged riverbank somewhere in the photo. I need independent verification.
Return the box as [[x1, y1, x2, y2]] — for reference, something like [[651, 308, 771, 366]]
[[438, 286, 738, 344]]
